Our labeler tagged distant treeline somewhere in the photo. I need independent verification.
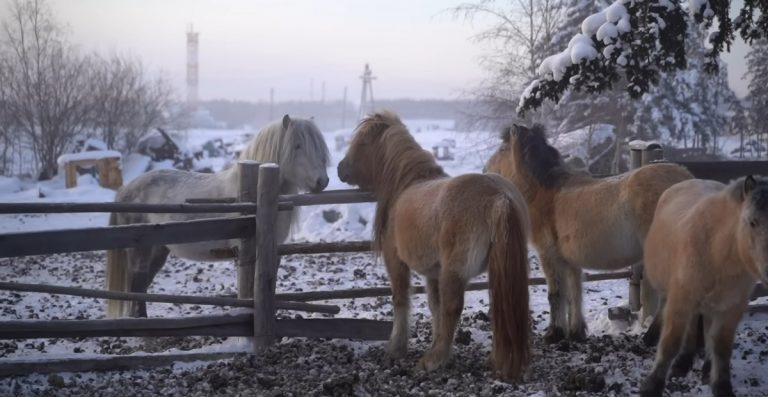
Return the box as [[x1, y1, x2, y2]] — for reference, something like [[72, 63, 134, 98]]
[[200, 99, 477, 131]]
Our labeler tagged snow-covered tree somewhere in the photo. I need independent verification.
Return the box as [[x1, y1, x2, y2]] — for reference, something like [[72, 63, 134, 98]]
[[745, 39, 768, 157], [630, 22, 734, 152], [728, 99, 750, 158], [517, 0, 768, 114]]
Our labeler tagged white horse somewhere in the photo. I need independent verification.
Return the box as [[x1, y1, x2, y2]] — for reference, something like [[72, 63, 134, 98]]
[[106, 115, 330, 318]]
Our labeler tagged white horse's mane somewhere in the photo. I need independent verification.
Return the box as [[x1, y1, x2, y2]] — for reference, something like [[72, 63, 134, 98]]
[[239, 117, 330, 175]]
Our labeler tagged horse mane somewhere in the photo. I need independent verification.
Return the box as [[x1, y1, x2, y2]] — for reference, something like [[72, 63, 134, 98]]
[[507, 124, 569, 188], [358, 111, 446, 250], [238, 117, 330, 180], [728, 175, 768, 209]]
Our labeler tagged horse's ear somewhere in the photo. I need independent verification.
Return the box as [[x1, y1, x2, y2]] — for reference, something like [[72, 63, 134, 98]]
[[282, 114, 291, 131], [744, 175, 757, 196], [501, 127, 512, 143]]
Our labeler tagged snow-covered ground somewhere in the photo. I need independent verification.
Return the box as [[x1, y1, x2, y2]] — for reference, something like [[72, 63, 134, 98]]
[[1, 120, 767, 396]]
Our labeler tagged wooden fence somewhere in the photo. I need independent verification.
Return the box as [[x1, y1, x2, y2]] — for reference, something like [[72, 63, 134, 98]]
[[1, 154, 766, 375]]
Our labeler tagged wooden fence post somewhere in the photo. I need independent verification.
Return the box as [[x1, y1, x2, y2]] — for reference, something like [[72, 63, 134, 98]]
[[253, 164, 280, 351], [628, 142, 645, 313], [640, 142, 663, 321], [237, 161, 260, 300]]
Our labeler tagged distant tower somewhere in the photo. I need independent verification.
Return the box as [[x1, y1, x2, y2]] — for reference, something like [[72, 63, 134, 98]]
[[186, 25, 199, 107], [358, 63, 376, 120]]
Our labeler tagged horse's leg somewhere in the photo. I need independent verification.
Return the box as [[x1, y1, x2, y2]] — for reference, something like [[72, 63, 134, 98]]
[[670, 313, 702, 378], [564, 264, 587, 341], [419, 267, 465, 372], [643, 294, 667, 347], [640, 288, 694, 397], [426, 276, 440, 340], [539, 251, 567, 343], [705, 304, 746, 397], [128, 245, 170, 318], [384, 246, 411, 358]]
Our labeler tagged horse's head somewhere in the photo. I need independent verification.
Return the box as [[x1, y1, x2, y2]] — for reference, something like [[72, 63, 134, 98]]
[[337, 113, 392, 190], [739, 175, 768, 284], [486, 124, 565, 189], [281, 115, 330, 193]]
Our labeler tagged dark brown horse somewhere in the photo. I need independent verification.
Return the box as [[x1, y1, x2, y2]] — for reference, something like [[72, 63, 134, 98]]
[[338, 111, 532, 379]]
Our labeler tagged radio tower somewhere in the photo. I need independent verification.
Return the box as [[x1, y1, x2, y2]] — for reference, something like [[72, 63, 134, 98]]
[[186, 25, 199, 108], [358, 63, 376, 120]]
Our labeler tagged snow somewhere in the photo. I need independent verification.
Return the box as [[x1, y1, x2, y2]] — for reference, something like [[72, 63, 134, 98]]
[[56, 150, 122, 167], [2, 121, 767, 395]]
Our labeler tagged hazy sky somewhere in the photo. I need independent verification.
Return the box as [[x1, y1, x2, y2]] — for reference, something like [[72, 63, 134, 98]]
[[5, 0, 752, 102], [42, 0, 486, 102]]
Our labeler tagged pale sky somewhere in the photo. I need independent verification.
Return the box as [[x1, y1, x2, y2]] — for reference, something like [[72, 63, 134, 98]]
[[2, 1, 751, 102], [42, 0, 486, 102]]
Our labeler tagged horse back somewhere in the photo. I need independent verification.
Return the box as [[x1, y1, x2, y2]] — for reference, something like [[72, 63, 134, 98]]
[[622, 163, 693, 238], [644, 179, 739, 294], [390, 174, 526, 275]]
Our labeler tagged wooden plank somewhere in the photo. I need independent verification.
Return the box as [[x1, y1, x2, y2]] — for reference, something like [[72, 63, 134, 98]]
[[279, 241, 372, 255], [238, 161, 260, 300], [0, 281, 339, 314], [253, 164, 281, 350], [678, 161, 768, 183], [0, 216, 255, 258], [279, 189, 375, 206], [0, 352, 239, 377], [276, 318, 391, 340], [275, 271, 633, 302], [0, 202, 259, 214], [0, 314, 253, 339]]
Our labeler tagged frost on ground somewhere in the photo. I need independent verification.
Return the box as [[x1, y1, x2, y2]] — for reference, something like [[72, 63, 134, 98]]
[[2, 250, 768, 396], [1, 121, 767, 396]]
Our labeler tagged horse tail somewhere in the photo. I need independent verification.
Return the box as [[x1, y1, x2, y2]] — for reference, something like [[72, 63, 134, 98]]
[[106, 212, 129, 318], [488, 198, 531, 380]]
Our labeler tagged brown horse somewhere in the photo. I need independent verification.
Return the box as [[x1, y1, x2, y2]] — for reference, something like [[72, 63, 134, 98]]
[[485, 124, 693, 342], [337, 111, 532, 380], [640, 176, 768, 397]]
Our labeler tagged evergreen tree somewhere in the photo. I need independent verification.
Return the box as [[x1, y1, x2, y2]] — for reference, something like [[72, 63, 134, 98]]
[[518, 0, 768, 114], [745, 39, 768, 157]]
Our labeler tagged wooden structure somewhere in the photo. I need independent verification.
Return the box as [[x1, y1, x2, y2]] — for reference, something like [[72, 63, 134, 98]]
[[60, 154, 123, 189], [431, 139, 456, 161], [1, 156, 767, 375]]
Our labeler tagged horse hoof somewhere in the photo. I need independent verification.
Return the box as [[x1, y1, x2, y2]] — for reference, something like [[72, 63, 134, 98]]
[[712, 379, 735, 397], [639, 377, 664, 397], [385, 341, 407, 359], [544, 326, 566, 344], [568, 327, 587, 342], [701, 360, 711, 384], [670, 354, 694, 378], [418, 352, 448, 373]]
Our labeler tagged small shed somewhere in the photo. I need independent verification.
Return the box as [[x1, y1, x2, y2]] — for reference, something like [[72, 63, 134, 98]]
[[431, 139, 456, 161], [57, 150, 123, 189]]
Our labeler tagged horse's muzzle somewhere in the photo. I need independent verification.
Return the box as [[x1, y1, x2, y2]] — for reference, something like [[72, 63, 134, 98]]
[[337, 159, 350, 183], [311, 176, 329, 193]]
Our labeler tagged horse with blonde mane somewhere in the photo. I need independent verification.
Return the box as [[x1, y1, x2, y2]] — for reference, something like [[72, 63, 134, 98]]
[[640, 175, 768, 397], [337, 111, 531, 380], [106, 115, 330, 318], [485, 124, 693, 342]]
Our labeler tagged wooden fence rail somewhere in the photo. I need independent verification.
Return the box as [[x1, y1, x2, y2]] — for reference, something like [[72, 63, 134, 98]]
[[0, 314, 392, 341], [0, 281, 340, 315], [0, 216, 255, 258]]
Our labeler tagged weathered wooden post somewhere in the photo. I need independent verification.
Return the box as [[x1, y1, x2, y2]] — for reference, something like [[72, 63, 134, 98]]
[[237, 160, 260, 300], [253, 163, 280, 351], [627, 141, 664, 318], [628, 141, 645, 313], [640, 142, 663, 321]]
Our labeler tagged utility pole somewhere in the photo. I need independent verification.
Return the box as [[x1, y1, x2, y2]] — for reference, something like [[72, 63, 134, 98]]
[[358, 63, 376, 121]]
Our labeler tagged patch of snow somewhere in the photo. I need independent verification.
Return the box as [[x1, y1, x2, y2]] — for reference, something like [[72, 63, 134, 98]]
[[57, 150, 122, 167]]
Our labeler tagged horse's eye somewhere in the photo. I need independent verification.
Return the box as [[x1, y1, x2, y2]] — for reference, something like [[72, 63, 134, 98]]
[[750, 219, 758, 228], [295, 144, 301, 150]]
